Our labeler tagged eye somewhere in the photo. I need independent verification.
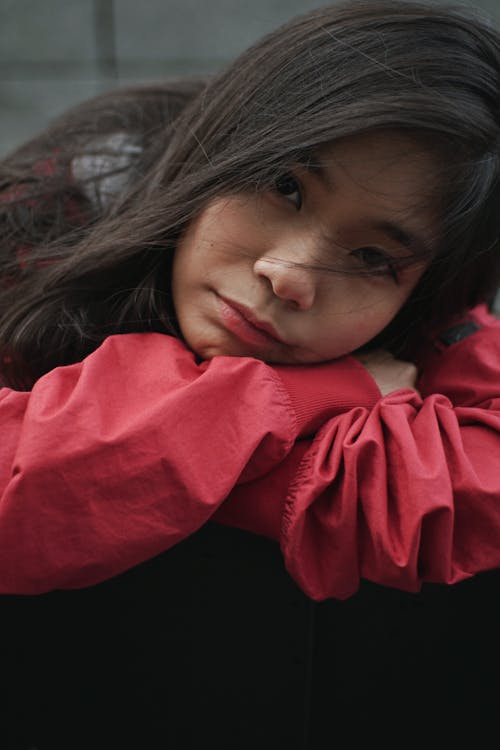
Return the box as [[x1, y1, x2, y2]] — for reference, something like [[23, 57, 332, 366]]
[[274, 173, 303, 210], [350, 247, 399, 281]]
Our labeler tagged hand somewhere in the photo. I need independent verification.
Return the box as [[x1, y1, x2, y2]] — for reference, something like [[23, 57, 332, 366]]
[[354, 349, 420, 397]]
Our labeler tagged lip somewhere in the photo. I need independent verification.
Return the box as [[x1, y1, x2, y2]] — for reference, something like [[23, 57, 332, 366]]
[[217, 296, 284, 348]]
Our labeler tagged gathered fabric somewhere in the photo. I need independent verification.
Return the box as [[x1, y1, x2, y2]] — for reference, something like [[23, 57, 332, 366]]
[[1, 145, 499, 600], [0, 305, 499, 599]]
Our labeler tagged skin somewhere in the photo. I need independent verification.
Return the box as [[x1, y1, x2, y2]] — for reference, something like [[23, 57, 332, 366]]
[[172, 131, 436, 382]]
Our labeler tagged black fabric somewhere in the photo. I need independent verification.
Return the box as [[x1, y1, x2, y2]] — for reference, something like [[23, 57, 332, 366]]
[[2, 523, 499, 749], [438, 321, 481, 346]]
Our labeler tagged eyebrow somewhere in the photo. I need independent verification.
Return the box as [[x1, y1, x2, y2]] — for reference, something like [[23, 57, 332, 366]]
[[306, 161, 434, 259]]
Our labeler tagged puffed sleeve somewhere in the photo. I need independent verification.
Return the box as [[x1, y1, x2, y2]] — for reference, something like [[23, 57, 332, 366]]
[[0, 332, 379, 593], [279, 309, 500, 600]]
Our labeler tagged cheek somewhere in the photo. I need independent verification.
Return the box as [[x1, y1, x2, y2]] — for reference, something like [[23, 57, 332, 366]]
[[172, 221, 215, 299], [320, 285, 413, 353], [350, 310, 396, 345], [352, 282, 424, 348]]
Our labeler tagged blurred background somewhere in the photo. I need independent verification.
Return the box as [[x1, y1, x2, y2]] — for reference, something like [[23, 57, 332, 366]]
[[1, 0, 499, 158]]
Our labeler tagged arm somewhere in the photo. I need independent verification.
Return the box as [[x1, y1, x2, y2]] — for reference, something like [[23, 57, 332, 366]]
[[280, 309, 500, 600], [4, 154, 499, 600], [216, 307, 500, 601], [0, 332, 379, 594], [1, 147, 383, 594]]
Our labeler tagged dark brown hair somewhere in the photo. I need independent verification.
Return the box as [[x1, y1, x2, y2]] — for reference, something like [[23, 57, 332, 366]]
[[0, 0, 499, 388]]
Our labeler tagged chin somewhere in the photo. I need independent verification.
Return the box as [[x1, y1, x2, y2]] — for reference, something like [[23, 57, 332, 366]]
[[190, 340, 236, 360]]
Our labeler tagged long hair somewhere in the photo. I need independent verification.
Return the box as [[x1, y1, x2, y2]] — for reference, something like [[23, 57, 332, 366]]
[[0, 0, 499, 388]]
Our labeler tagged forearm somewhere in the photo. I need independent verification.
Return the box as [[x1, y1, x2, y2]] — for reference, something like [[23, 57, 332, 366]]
[[220, 310, 500, 600], [0, 333, 377, 593]]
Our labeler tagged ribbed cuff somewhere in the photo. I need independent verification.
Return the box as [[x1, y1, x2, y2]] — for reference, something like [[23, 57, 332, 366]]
[[274, 356, 381, 436]]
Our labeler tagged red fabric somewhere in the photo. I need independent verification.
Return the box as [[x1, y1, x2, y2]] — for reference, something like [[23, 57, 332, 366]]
[[216, 305, 500, 599], [2, 156, 500, 600], [285, 307, 500, 599], [0, 334, 377, 593], [0, 309, 499, 597], [275, 356, 380, 434]]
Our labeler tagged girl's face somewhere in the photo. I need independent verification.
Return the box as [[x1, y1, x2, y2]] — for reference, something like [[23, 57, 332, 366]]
[[172, 131, 436, 364]]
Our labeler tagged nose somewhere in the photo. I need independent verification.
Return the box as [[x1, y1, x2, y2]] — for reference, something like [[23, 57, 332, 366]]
[[253, 255, 316, 310]]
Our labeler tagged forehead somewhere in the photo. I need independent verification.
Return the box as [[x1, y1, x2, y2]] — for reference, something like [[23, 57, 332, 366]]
[[307, 131, 440, 257], [314, 130, 438, 210]]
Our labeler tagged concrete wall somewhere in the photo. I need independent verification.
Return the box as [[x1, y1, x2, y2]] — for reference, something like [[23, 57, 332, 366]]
[[1, 0, 499, 157]]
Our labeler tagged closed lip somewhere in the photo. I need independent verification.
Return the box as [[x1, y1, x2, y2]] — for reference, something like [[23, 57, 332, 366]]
[[218, 296, 284, 344]]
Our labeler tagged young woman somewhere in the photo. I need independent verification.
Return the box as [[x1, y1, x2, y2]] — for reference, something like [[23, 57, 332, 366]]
[[0, 0, 498, 605]]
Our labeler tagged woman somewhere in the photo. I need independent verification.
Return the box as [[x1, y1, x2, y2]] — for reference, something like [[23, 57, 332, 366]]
[[0, 1, 499, 745]]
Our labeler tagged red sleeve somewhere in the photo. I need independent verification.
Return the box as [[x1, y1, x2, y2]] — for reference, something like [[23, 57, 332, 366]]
[[213, 356, 381, 536], [0, 333, 379, 594], [277, 310, 500, 601]]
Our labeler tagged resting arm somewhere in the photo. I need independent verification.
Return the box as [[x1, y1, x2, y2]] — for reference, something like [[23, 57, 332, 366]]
[[282, 387, 500, 600], [219, 307, 500, 601], [0, 332, 379, 594]]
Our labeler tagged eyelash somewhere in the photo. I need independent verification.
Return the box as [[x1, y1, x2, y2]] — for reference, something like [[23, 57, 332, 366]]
[[273, 173, 399, 282], [349, 248, 399, 281], [274, 173, 303, 210]]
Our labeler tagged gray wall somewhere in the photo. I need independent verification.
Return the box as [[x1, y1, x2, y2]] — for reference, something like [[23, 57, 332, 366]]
[[1, 0, 499, 157]]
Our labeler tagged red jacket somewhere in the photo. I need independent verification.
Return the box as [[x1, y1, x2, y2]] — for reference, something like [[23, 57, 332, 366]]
[[1, 152, 499, 599], [0, 304, 499, 599]]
